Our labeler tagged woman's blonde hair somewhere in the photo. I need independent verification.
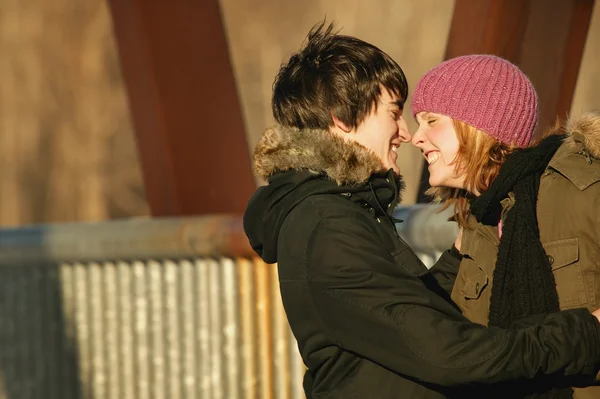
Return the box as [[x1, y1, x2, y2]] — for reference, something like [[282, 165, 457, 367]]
[[426, 119, 514, 228]]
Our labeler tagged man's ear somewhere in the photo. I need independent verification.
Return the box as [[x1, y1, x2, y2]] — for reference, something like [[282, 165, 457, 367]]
[[331, 114, 352, 133]]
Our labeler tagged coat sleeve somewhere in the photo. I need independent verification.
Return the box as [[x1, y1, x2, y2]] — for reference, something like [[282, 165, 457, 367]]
[[306, 215, 600, 388], [426, 246, 462, 296]]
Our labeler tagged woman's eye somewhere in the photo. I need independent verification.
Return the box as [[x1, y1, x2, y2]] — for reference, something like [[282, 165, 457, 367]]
[[427, 119, 437, 125]]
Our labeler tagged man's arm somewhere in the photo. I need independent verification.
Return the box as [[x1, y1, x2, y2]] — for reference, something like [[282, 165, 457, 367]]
[[426, 244, 462, 296], [307, 216, 600, 388]]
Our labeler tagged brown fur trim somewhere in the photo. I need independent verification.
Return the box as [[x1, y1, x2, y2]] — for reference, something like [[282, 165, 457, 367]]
[[253, 125, 387, 185], [563, 111, 600, 159]]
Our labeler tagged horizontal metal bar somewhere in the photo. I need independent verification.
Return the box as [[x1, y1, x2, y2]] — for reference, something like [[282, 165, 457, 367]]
[[0, 214, 255, 265], [0, 205, 457, 266]]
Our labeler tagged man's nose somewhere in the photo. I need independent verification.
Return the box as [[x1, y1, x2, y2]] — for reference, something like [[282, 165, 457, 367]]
[[398, 127, 412, 143]]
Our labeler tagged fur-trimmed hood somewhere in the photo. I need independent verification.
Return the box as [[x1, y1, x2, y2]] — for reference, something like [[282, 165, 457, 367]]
[[253, 125, 389, 185], [562, 111, 600, 158]]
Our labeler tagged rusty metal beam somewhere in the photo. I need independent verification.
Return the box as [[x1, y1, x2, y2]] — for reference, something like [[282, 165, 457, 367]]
[[518, 0, 596, 131], [0, 215, 256, 264], [107, 0, 255, 216], [418, 0, 595, 202]]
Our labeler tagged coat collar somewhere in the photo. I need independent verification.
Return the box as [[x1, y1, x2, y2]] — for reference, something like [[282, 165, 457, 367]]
[[253, 125, 390, 185], [253, 124, 404, 215]]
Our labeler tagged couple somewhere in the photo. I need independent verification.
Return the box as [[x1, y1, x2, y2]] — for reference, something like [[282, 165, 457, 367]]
[[244, 22, 600, 399]]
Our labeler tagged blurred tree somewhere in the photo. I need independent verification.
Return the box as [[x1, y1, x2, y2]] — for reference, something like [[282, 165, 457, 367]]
[[0, 0, 148, 226]]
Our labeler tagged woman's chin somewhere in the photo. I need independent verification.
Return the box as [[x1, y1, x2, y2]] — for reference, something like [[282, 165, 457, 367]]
[[428, 177, 442, 188]]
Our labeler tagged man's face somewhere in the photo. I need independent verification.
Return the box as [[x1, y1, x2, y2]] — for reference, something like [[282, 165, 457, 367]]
[[343, 89, 411, 173]]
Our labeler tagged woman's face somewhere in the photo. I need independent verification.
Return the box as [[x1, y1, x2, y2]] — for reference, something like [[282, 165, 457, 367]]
[[332, 89, 411, 174], [411, 112, 467, 190]]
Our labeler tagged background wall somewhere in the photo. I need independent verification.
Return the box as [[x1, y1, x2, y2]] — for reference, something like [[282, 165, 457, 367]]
[[571, 2, 600, 118], [0, 0, 598, 226]]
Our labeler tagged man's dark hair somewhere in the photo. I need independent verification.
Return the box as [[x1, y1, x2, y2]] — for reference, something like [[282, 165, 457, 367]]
[[272, 21, 408, 130]]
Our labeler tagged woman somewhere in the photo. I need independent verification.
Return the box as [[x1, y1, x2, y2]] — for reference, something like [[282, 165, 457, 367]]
[[411, 54, 600, 398]]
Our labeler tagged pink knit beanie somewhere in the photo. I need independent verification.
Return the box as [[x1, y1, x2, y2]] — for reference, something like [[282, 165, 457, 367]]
[[411, 55, 538, 148]]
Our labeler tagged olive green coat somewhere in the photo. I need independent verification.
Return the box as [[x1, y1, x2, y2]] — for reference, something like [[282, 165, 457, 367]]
[[451, 112, 600, 399]]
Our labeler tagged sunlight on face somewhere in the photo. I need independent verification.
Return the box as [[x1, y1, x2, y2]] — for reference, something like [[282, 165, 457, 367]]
[[343, 89, 412, 173], [411, 112, 467, 190]]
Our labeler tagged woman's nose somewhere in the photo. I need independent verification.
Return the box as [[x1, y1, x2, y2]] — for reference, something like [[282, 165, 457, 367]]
[[411, 128, 425, 147]]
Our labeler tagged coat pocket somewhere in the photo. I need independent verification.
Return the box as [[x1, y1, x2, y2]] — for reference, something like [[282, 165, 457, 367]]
[[459, 260, 489, 300], [459, 234, 495, 300], [451, 257, 491, 325], [543, 238, 587, 308]]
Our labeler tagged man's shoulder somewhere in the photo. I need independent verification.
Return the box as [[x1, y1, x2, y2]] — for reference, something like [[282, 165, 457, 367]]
[[277, 193, 375, 274], [280, 193, 377, 250], [290, 192, 368, 220]]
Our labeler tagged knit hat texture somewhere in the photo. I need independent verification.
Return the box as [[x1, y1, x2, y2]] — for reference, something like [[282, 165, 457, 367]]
[[411, 55, 538, 147]]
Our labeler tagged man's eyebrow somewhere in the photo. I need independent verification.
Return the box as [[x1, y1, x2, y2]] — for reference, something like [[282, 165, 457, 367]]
[[390, 99, 404, 109]]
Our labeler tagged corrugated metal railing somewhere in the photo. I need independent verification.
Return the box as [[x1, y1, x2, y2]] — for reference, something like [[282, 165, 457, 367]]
[[0, 206, 456, 399]]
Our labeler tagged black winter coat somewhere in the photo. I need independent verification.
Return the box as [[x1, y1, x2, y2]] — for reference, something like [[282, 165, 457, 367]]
[[243, 125, 600, 398]]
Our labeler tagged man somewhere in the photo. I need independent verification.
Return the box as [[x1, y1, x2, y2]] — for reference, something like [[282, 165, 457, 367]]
[[243, 22, 600, 398]]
